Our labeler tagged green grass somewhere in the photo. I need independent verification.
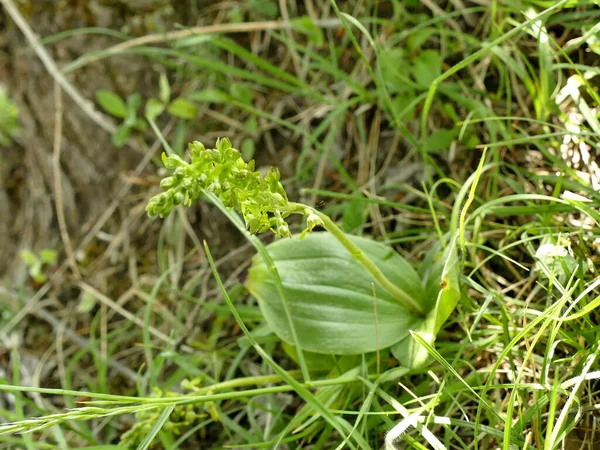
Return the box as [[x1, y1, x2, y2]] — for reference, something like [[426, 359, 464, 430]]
[[3, 0, 600, 448]]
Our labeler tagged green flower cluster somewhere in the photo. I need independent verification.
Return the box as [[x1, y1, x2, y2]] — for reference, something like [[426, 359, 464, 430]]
[[146, 138, 294, 238], [119, 388, 204, 448]]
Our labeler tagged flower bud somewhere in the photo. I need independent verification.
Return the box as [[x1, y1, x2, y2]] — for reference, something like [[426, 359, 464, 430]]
[[216, 137, 232, 152], [275, 222, 291, 239], [189, 141, 205, 159], [160, 176, 176, 189], [306, 212, 324, 231], [162, 153, 185, 169], [271, 193, 284, 204], [173, 192, 184, 205]]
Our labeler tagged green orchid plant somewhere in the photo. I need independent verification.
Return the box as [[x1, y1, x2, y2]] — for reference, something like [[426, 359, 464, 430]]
[[147, 138, 460, 367]]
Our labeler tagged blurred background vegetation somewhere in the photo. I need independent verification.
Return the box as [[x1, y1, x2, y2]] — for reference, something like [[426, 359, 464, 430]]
[[2, 0, 600, 448]]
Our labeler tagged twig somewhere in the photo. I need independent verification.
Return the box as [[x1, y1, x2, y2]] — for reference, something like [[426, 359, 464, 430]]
[[0, 283, 51, 336], [448, 0, 477, 27], [0, 0, 116, 134], [34, 306, 138, 382], [77, 281, 196, 354], [65, 18, 342, 72], [1, 122, 173, 336], [0, 286, 138, 381], [278, 0, 302, 76], [52, 81, 80, 279]]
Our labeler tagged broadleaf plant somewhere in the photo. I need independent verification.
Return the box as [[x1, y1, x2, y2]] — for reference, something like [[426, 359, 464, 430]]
[[147, 138, 461, 367]]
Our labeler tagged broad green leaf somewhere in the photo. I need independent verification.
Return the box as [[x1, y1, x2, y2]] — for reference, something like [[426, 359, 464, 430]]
[[391, 237, 461, 367], [145, 98, 165, 120], [391, 312, 436, 368], [418, 236, 461, 332], [412, 50, 443, 87], [281, 341, 339, 371], [236, 323, 278, 349], [435, 237, 461, 332], [246, 232, 428, 355], [96, 90, 127, 118], [167, 98, 198, 120]]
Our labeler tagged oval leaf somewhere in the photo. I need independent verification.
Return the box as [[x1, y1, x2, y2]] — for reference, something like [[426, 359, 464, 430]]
[[95, 90, 127, 119], [159, 73, 171, 104], [246, 232, 427, 355], [435, 238, 461, 332], [167, 98, 198, 120], [20, 249, 39, 266], [412, 50, 443, 88]]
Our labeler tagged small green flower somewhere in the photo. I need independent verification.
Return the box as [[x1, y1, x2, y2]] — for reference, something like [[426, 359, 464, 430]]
[[119, 386, 205, 448], [306, 211, 324, 232]]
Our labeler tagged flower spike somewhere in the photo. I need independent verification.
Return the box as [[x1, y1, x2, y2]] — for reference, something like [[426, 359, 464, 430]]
[[147, 140, 292, 238]]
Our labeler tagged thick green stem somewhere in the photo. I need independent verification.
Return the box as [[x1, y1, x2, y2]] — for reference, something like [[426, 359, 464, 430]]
[[287, 202, 424, 315]]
